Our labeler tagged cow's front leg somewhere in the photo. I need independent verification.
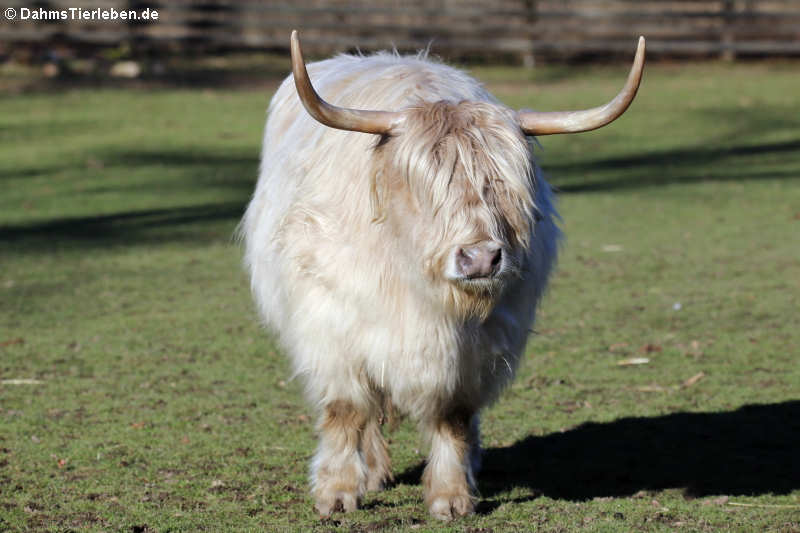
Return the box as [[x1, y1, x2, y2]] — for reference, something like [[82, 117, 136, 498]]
[[422, 408, 478, 520], [362, 415, 392, 492], [311, 399, 368, 516]]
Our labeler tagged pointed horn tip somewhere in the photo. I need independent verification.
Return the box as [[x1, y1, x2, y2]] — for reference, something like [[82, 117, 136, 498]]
[[290, 31, 304, 75], [290, 31, 301, 56], [631, 36, 646, 77]]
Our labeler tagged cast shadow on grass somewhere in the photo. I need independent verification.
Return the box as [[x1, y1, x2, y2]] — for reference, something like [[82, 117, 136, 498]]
[[1, 203, 246, 251], [545, 139, 800, 193], [1, 147, 259, 251], [542, 106, 800, 192], [397, 401, 800, 512]]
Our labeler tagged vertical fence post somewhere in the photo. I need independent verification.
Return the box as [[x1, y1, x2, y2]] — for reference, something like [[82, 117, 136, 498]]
[[721, 0, 736, 61], [522, 0, 537, 67]]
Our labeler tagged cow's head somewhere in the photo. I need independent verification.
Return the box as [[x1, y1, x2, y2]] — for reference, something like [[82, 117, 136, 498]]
[[288, 31, 645, 319]]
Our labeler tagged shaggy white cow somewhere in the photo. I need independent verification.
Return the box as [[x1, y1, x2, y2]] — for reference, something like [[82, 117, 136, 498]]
[[242, 31, 645, 520]]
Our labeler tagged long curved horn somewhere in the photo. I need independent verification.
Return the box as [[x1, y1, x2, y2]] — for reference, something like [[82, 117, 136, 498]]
[[518, 36, 646, 135], [290, 30, 402, 134]]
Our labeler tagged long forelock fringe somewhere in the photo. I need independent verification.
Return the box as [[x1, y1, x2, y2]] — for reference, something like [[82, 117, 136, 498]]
[[388, 101, 536, 249]]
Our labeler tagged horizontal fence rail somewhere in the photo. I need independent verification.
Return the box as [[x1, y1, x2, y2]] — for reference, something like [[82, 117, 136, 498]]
[[2, 0, 800, 61]]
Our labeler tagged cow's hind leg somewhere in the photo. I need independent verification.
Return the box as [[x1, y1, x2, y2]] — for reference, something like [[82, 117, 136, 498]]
[[422, 408, 478, 520], [311, 399, 368, 516]]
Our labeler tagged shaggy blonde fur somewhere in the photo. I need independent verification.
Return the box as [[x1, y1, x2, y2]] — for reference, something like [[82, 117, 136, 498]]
[[241, 51, 559, 520]]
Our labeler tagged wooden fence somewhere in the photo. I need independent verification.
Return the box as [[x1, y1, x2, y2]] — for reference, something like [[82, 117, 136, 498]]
[[2, 1, 800, 62]]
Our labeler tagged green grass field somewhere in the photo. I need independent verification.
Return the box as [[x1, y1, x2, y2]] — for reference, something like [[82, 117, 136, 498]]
[[1, 59, 799, 532]]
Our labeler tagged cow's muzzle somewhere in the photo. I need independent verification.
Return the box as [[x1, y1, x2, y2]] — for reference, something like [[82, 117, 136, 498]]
[[456, 241, 503, 280]]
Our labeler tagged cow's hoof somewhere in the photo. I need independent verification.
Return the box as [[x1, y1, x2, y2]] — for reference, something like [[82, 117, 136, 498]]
[[428, 492, 475, 521], [365, 470, 392, 492], [366, 477, 385, 492], [314, 490, 359, 517]]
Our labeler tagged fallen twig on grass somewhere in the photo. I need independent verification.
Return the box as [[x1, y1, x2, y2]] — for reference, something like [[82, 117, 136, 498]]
[[635, 385, 670, 392], [617, 357, 650, 366], [2, 379, 43, 385], [728, 502, 800, 509], [632, 371, 708, 393]]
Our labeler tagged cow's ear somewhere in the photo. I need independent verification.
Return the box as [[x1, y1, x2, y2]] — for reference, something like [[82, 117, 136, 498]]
[[373, 133, 393, 151]]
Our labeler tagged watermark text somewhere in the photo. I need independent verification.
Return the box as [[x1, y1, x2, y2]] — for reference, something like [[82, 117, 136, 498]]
[[4, 6, 159, 22]]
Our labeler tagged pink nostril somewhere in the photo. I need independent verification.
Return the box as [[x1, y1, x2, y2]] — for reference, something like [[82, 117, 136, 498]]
[[456, 242, 503, 279]]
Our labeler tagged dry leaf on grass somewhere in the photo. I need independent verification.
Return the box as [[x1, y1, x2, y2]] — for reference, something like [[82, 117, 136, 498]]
[[639, 343, 662, 354], [0, 338, 24, 347], [682, 372, 706, 388], [678, 340, 704, 358]]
